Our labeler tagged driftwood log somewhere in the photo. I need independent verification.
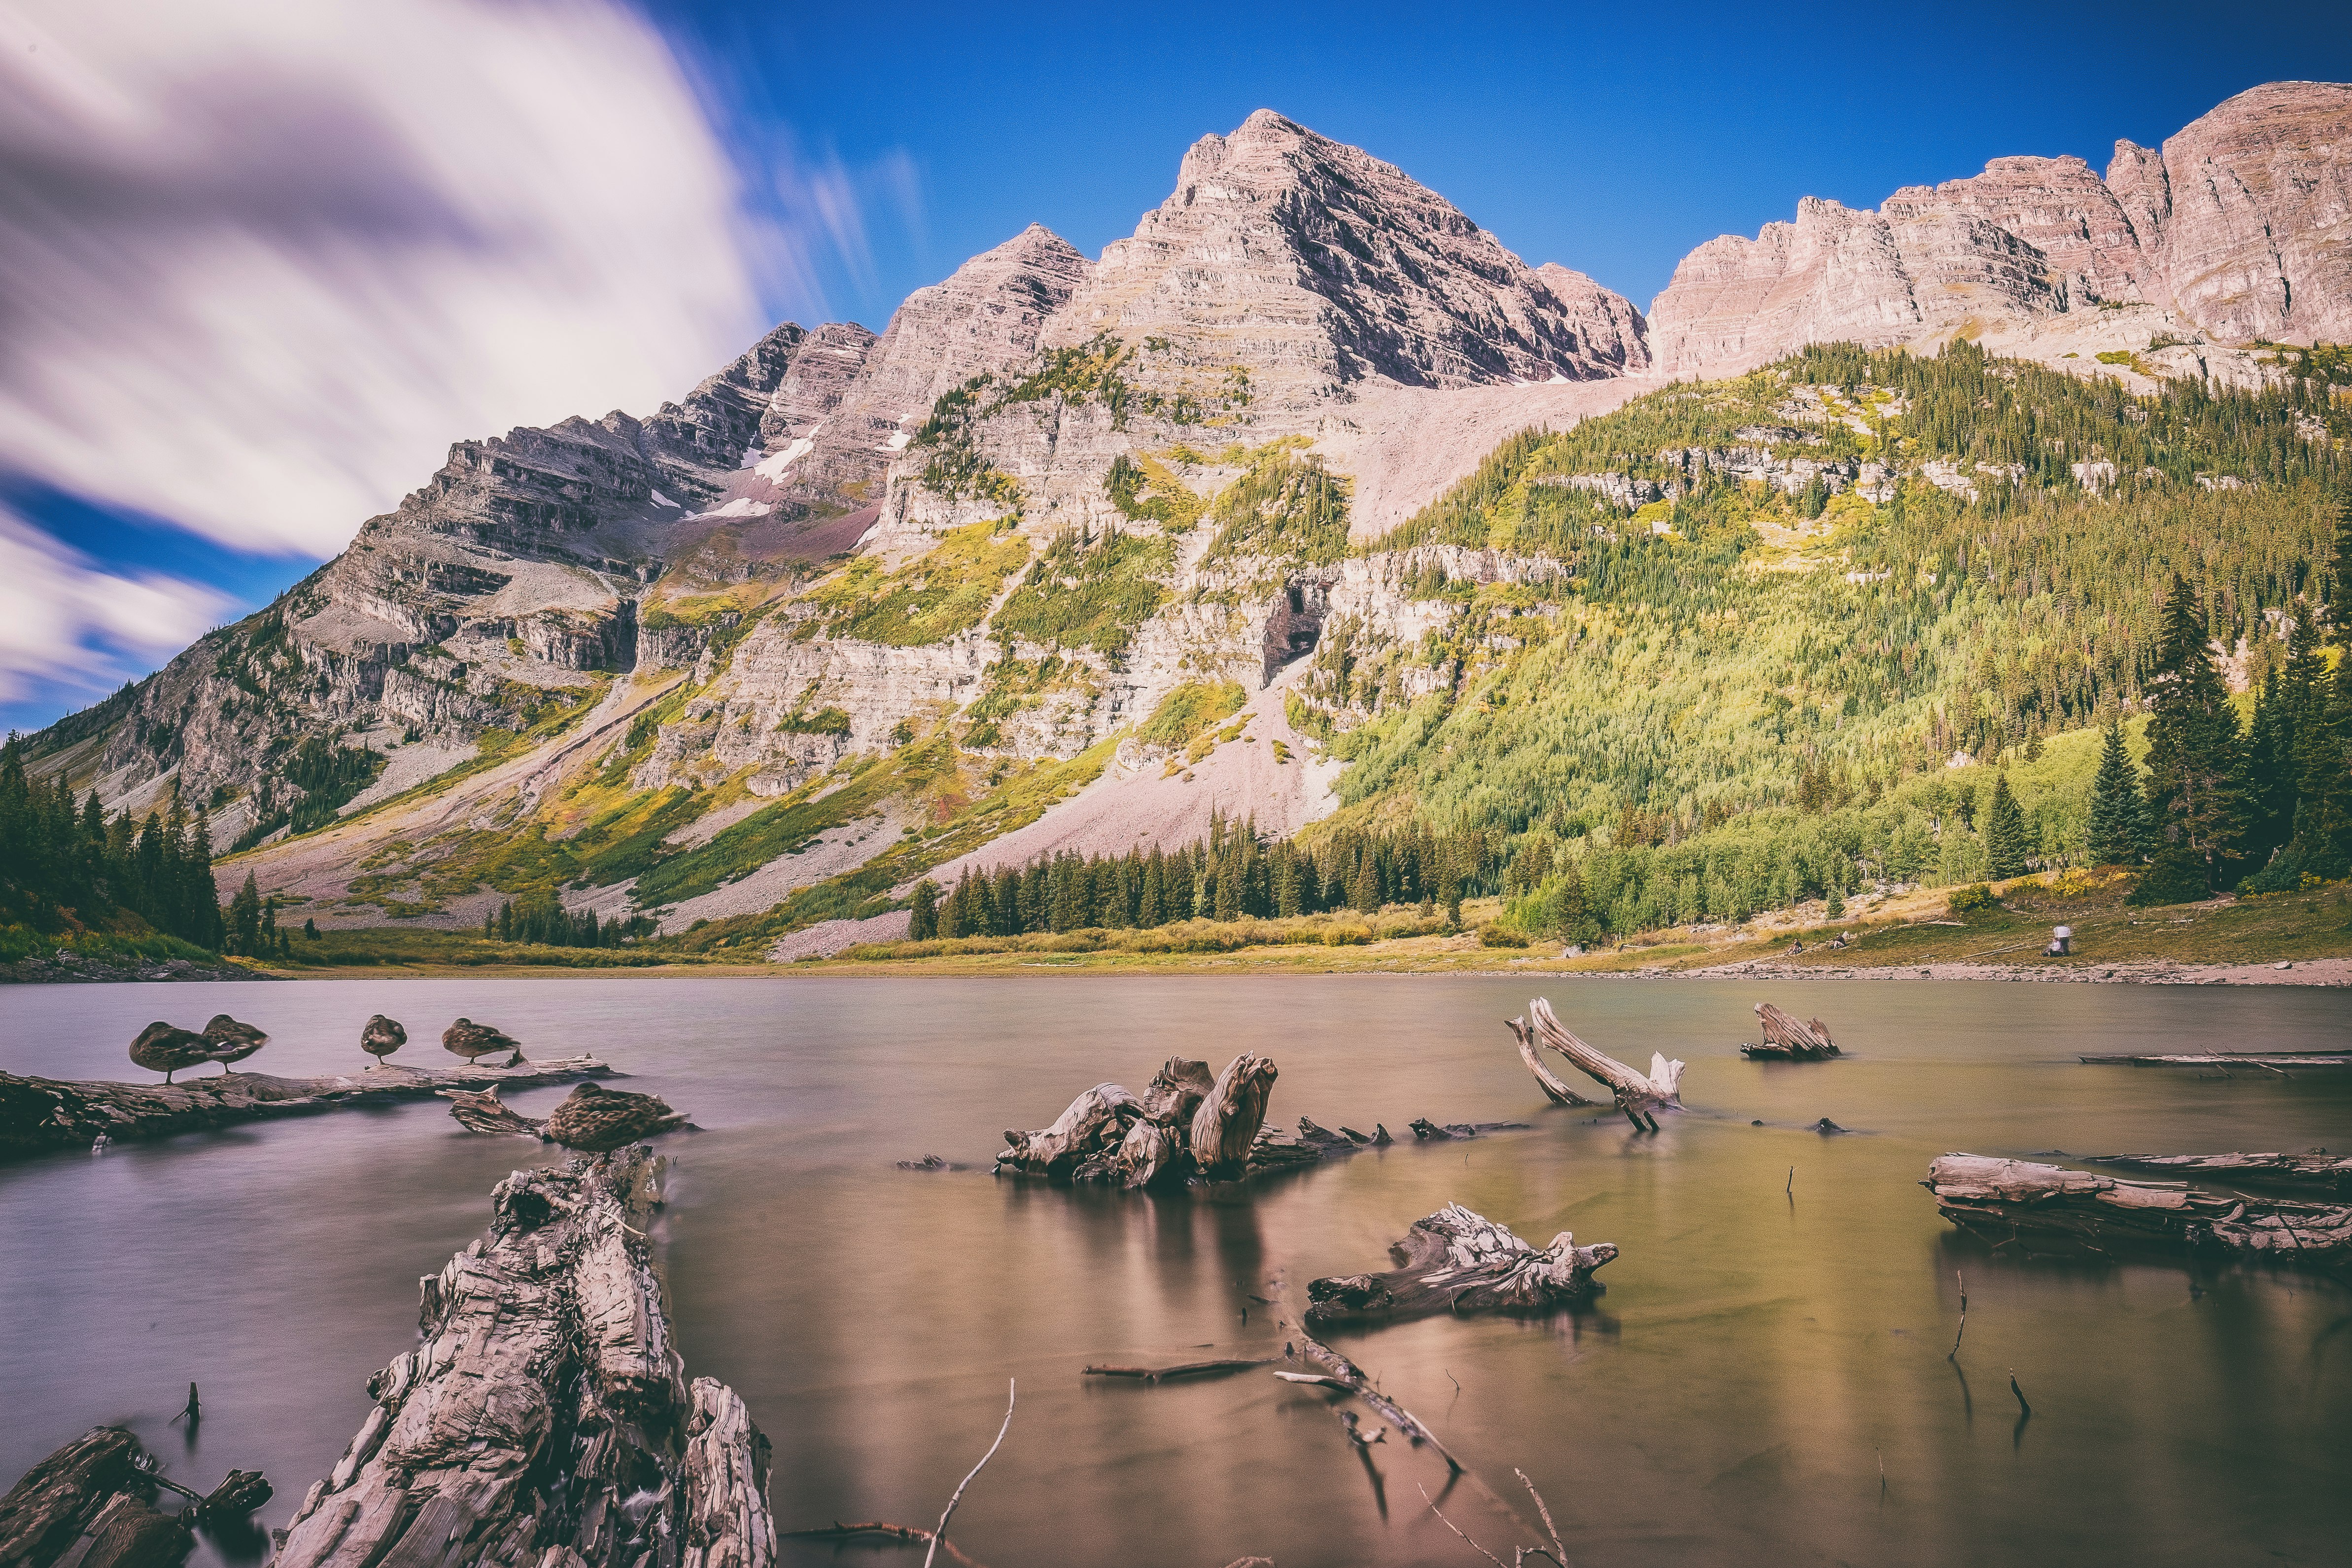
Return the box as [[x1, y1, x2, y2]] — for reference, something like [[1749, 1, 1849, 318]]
[[1925, 1154, 2352, 1268], [2078, 1049, 2352, 1071], [0, 1057, 614, 1162], [1244, 1116, 1392, 1173], [2082, 1150, 2352, 1197], [1293, 1337, 1462, 1473], [0, 1426, 270, 1568], [1406, 1118, 1526, 1140], [275, 1149, 774, 1568], [1304, 1203, 1617, 1328], [1743, 1004, 1839, 1061], [1524, 998, 1684, 1128]]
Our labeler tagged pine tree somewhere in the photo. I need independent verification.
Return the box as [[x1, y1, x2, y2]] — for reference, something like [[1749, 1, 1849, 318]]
[[2086, 721, 2147, 865], [227, 871, 262, 956], [1982, 773, 2030, 879], [907, 879, 939, 941], [2134, 576, 2251, 902]]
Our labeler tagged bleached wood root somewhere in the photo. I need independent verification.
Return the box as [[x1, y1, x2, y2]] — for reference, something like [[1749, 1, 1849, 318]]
[[1508, 1017, 1595, 1106], [1305, 1203, 1617, 1328], [1925, 1154, 2352, 1267], [2082, 1150, 2352, 1197], [0, 1057, 613, 1161], [275, 1149, 774, 1568], [1528, 999, 1682, 1123], [1744, 1004, 1838, 1060]]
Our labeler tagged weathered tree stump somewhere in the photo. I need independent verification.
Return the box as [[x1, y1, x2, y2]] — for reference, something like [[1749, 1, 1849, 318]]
[[275, 1148, 774, 1568], [1924, 1154, 2352, 1267], [0, 1425, 269, 1568], [0, 1057, 614, 1162], [1304, 1203, 1618, 1328], [1525, 998, 1683, 1128], [1743, 1004, 1838, 1060], [996, 1056, 1406, 1187], [1190, 1053, 1278, 1178]]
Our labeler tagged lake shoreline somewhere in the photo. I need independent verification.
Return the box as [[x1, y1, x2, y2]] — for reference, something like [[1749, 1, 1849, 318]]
[[90, 953, 2352, 985]]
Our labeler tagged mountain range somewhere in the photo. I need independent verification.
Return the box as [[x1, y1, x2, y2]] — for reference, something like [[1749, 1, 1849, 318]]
[[20, 81, 2352, 955]]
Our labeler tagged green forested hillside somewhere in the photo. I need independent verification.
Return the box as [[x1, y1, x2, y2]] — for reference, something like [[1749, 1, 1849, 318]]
[[1292, 341, 2352, 940]]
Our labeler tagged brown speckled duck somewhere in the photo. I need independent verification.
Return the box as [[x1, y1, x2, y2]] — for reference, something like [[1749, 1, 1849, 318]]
[[361, 1014, 407, 1066], [199, 1015, 269, 1073], [129, 1022, 214, 1084], [443, 1018, 524, 1067], [543, 1082, 687, 1152]]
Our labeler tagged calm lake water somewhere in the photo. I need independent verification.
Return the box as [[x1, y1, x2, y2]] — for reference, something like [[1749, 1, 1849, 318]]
[[2, 976, 2348, 1568]]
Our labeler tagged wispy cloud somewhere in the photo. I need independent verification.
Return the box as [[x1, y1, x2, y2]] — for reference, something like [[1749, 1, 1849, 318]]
[[0, 0, 777, 558], [0, 506, 230, 704]]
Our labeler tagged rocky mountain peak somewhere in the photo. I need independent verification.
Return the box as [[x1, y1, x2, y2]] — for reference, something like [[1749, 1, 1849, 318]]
[[1047, 109, 1647, 399]]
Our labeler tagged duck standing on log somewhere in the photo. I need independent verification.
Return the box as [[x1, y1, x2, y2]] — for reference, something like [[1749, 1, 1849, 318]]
[[200, 1015, 269, 1074], [128, 1022, 214, 1084], [360, 1014, 407, 1067], [542, 1082, 688, 1152], [443, 1018, 524, 1067]]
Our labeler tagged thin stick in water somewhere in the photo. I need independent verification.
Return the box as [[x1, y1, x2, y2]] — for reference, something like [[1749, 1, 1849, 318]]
[[1786, 1166, 1794, 1195], [1947, 1270, 1967, 1360], [1516, 1467, 1568, 1565], [925, 1379, 1015, 1568], [1417, 1483, 1507, 1568], [2008, 1369, 2030, 1416]]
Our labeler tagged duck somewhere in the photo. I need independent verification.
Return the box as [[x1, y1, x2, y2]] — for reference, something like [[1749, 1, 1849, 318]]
[[361, 1014, 407, 1066], [129, 1022, 215, 1084], [199, 1015, 269, 1074], [444, 1018, 524, 1067], [542, 1082, 687, 1152]]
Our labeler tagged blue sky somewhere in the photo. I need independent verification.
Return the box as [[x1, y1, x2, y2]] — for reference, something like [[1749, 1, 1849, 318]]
[[4, 0, 2349, 736]]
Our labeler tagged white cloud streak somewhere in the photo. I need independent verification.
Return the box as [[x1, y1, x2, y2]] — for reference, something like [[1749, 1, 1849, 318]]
[[0, 507, 230, 702], [0, 0, 773, 557]]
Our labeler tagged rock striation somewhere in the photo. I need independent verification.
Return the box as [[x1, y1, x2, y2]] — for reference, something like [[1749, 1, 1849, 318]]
[[1650, 80, 2352, 375]]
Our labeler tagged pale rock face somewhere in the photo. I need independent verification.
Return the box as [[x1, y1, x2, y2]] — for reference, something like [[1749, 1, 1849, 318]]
[[1044, 109, 1645, 401], [2153, 81, 2352, 345], [1532, 264, 1651, 374], [1650, 79, 2352, 375], [1883, 155, 2152, 303], [769, 226, 1093, 505], [2105, 140, 2172, 256]]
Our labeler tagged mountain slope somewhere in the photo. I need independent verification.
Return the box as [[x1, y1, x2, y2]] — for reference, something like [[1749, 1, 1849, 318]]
[[16, 88, 2352, 959]]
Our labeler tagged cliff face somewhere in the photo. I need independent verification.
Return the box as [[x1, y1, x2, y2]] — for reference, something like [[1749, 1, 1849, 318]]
[[1650, 81, 2352, 376]]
